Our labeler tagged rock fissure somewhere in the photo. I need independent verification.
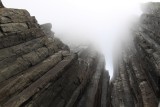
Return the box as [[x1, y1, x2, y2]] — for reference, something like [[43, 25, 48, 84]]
[[0, 1, 159, 107]]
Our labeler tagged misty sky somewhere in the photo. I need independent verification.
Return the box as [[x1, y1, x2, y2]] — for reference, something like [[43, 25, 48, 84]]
[[3, 0, 159, 78]]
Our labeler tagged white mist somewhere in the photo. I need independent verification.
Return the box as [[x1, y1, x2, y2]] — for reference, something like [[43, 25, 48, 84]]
[[4, 0, 159, 78]]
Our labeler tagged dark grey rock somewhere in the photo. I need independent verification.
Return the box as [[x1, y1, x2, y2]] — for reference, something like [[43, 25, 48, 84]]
[[0, 1, 159, 107]]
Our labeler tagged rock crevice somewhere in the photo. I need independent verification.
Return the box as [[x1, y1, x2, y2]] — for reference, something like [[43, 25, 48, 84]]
[[0, 1, 160, 107]]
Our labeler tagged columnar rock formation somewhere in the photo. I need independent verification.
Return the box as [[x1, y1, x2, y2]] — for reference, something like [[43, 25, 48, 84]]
[[0, 2, 110, 107], [111, 2, 160, 107], [0, 1, 160, 107]]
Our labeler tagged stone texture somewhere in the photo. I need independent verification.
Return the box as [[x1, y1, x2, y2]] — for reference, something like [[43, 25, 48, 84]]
[[0, 1, 160, 107], [0, 2, 110, 107], [111, 2, 160, 107], [41, 23, 54, 37]]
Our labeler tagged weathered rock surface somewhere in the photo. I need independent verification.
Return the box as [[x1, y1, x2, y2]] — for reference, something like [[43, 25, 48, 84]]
[[0, 3, 110, 107], [111, 2, 160, 107], [1, 1, 160, 107]]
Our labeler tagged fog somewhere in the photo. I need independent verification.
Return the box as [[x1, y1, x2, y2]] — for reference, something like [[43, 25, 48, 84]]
[[3, 0, 159, 78]]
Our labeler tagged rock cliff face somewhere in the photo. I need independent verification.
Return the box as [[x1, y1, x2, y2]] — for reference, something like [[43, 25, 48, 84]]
[[0, 1, 160, 107], [0, 0, 4, 8], [0, 2, 110, 107], [111, 3, 160, 107]]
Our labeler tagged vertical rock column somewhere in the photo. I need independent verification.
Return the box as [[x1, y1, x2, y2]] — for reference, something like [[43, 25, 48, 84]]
[[111, 2, 160, 107]]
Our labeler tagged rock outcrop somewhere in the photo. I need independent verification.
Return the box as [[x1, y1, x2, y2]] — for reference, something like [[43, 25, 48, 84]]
[[111, 2, 160, 107], [0, 0, 4, 8], [0, 2, 110, 107], [0, 1, 160, 107]]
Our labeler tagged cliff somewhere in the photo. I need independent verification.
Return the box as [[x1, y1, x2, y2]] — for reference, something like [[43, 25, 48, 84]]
[[0, 2, 110, 107], [111, 2, 160, 107], [0, 1, 160, 107]]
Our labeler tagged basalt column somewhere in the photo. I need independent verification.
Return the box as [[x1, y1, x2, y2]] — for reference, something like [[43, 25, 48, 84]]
[[111, 2, 160, 107], [0, 2, 110, 107]]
